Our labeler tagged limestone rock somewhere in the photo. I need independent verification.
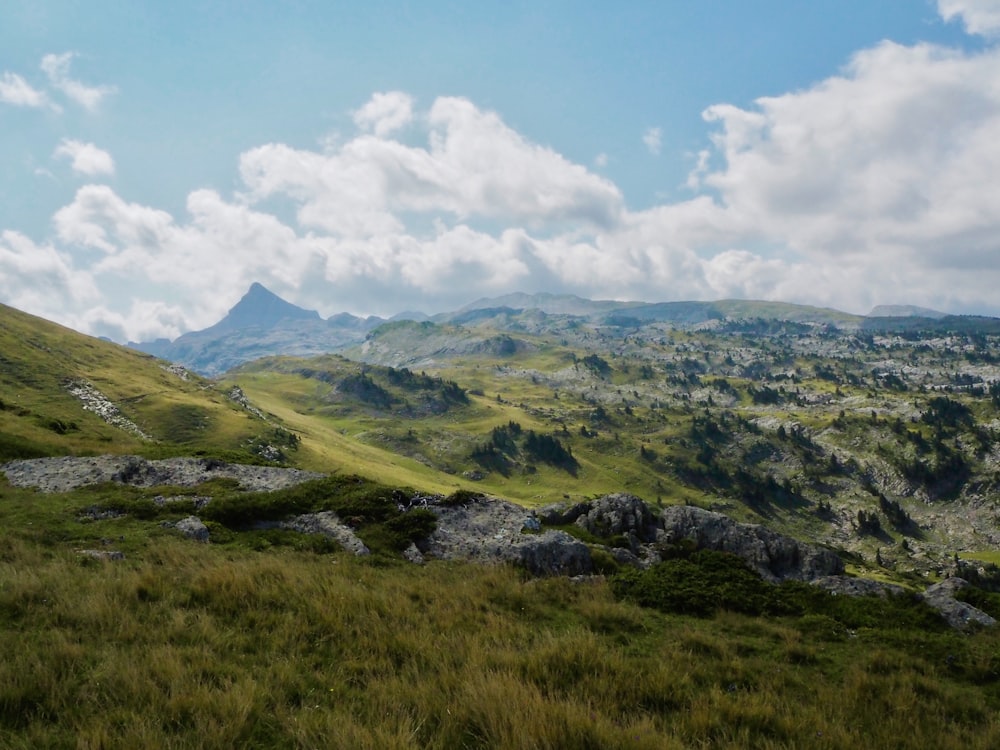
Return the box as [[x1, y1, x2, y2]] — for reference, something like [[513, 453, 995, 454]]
[[422, 495, 592, 575], [78, 549, 125, 561], [574, 493, 659, 544], [175, 516, 209, 543], [920, 577, 996, 630], [811, 575, 905, 598], [402, 543, 425, 564], [659, 505, 844, 582]]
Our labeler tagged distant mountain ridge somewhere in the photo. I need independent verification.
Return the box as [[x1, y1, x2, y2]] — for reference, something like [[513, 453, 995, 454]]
[[868, 304, 947, 319], [130, 283, 998, 376]]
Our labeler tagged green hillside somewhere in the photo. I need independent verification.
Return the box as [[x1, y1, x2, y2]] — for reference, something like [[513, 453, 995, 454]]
[[228, 312, 1000, 576], [0, 303, 294, 464], [4, 301, 1000, 748]]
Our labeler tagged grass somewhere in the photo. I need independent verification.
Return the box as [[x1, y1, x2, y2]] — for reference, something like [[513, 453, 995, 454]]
[[2, 530, 1000, 748], [0, 303, 288, 464], [2, 473, 1000, 748]]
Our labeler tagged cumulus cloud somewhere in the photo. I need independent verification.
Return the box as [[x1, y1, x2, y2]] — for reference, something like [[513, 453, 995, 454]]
[[0, 230, 99, 325], [11, 25, 1000, 342], [695, 40, 1000, 271], [643, 127, 662, 156], [241, 95, 625, 236], [938, 0, 1000, 36], [0, 71, 57, 110], [53, 139, 115, 176], [41, 52, 116, 111], [352, 91, 414, 137]]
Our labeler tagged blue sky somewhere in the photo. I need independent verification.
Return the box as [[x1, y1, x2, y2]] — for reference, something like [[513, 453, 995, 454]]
[[2, 0, 999, 341]]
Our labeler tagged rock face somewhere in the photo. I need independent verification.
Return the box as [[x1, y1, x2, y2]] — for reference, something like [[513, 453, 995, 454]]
[[920, 577, 997, 630], [421, 496, 592, 576], [1, 455, 322, 494], [658, 505, 845, 582], [574, 493, 659, 547]]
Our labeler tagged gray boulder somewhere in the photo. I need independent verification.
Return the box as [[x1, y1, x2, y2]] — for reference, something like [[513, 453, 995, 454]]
[[280, 511, 370, 556], [659, 505, 844, 582], [920, 577, 996, 630], [175, 516, 210, 543]]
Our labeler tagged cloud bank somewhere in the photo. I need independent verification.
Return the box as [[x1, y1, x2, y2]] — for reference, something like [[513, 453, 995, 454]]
[[5, 12, 1000, 343]]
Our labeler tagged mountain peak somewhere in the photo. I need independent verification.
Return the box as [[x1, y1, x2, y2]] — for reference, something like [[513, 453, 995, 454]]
[[210, 283, 321, 332]]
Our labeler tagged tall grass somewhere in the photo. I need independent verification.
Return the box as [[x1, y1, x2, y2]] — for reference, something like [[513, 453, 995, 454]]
[[2, 524, 1000, 748]]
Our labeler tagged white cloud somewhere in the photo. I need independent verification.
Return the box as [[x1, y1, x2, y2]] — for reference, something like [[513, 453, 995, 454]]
[[53, 139, 115, 176], [695, 40, 1000, 270], [11, 25, 1000, 342], [241, 95, 625, 237], [594, 152, 608, 168], [0, 71, 57, 110], [0, 230, 99, 325], [352, 91, 414, 137], [41, 52, 116, 111], [643, 127, 662, 156], [938, 0, 1000, 36]]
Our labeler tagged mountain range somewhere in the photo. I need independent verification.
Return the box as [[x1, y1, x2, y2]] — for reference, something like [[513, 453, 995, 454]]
[[132, 283, 980, 376]]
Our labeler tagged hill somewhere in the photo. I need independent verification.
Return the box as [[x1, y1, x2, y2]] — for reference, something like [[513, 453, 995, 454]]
[[227, 307, 1000, 579], [0, 301, 298, 464], [132, 283, 385, 376]]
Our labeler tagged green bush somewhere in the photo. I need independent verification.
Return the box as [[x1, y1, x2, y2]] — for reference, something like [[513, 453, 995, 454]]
[[612, 549, 949, 631]]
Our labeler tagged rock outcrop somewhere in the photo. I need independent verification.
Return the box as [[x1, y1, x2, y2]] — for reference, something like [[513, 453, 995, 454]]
[[920, 577, 996, 630], [420, 495, 592, 576], [1, 455, 321, 493], [658, 505, 845, 582]]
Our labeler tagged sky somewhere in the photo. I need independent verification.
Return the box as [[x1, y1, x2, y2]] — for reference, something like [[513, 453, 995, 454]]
[[2, 0, 1000, 343]]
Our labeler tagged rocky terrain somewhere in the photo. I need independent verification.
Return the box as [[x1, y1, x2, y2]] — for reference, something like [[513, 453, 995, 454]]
[[3, 453, 992, 629], [1, 454, 321, 494]]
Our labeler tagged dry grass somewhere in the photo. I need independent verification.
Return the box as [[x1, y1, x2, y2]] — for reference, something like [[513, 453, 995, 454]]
[[2, 524, 1000, 749]]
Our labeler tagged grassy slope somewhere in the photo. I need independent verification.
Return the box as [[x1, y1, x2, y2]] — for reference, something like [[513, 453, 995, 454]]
[[1, 480, 999, 749], [0, 303, 281, 462], [226, 349, 693, 507]]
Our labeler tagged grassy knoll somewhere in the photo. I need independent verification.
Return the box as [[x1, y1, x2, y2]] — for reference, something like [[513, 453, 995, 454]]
[[2, 478, 1000, 749]]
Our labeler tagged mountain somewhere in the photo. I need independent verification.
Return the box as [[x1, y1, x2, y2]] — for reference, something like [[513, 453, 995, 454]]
[[868, 304, 948, 319], [137, 284, 1000, 376], [206, 282, 321, 332], [131, 283, 384, 376], [457, 292, 634, 317]]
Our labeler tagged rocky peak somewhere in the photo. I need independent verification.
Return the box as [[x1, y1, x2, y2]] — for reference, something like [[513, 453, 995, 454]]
[[209, 283, 321, 332]]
